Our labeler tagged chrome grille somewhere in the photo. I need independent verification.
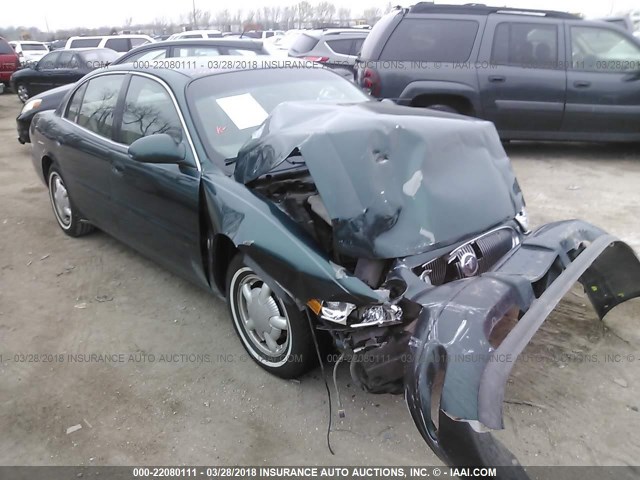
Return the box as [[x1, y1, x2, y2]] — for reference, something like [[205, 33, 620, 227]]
[[415, 227, 519, 285]]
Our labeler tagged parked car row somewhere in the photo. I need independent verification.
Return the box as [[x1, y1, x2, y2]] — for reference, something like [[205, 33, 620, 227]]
[[6, 2, 640, 145], [16, 38, 270, 142]]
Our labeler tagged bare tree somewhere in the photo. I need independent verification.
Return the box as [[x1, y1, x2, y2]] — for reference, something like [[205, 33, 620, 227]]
[[338, 7, 351, 26], [201, 11, 212, 27], [315, 1, 336, 26], [296, 1, 313, 28], [362, 7, 381, 26]]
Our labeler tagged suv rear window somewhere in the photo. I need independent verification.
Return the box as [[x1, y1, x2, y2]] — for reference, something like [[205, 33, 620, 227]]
[[70, 38, 101, 48], [380, 18, 479, 62], [290, 34, 319, 54], [0, 38, 13, 54], [104, 38, 130, 52]]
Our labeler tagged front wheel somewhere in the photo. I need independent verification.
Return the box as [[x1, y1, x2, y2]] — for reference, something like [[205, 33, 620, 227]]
[[226, 255, 316, 378], [16, 83, 29, 103]]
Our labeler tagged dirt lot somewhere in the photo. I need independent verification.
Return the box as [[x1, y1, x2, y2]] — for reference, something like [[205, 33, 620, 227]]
[[0, 92, 639, 467]]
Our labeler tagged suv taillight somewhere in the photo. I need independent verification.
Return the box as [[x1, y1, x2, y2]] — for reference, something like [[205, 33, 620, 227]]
[[304, 56, 329, 62], [362, 67, 381, 97]]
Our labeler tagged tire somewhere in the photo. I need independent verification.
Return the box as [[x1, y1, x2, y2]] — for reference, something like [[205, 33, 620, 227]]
[[47, 165, 95, 237], [425, 104, 458, 114], [16, 83, 29, 103], [226, 254, 315, 378]]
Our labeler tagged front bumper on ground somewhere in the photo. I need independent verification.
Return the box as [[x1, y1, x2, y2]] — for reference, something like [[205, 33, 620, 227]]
[[405, 219, 640, 478], [16, 116, 30, 144]]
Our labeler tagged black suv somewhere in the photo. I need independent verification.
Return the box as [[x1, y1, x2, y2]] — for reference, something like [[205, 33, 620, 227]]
[[356, 3, 640, 142]]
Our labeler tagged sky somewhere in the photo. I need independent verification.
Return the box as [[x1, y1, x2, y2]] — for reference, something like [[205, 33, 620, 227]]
[[1, 0, 638, 31]]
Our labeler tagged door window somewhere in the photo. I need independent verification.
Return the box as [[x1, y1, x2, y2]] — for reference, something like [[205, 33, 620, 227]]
[[38, 51, 60, 70], [326, 39, 354, 55], [56, 51, 76, 68], [119, 76, 183, 145], [174, 46, 220, 57], [130, 38, 149, 48], [491, 22, 558, 69], [69, 38, 101, 48], [120, 48, 168, 63], [104, 38, 131, 52], [76, 75, 124, 139], [571, 26, 640, 72], [64, 83, 88, 123]]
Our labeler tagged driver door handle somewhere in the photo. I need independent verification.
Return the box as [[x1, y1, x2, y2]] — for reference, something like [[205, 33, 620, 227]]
[[112, 161, 125, 175], [573, 80, 591, 88]]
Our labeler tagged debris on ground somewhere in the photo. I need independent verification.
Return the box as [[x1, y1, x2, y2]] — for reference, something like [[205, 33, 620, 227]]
[[66, 424, 82, 434]]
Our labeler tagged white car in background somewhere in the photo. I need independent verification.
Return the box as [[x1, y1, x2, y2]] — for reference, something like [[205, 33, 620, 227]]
[[8, 41, 49, 64], [64, 35, 154, 53], [263, 30, 302, 56], [167, 30, 223, 40]]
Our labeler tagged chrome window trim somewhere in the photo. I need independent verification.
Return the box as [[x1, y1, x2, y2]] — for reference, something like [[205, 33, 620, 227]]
[[60, 70, 202, 172]]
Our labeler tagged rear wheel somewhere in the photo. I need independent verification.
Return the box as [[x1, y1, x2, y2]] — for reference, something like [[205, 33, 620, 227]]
[[47, 165, 94, 237], [226, 255, 315, 378], [16, 83, 29, 103]]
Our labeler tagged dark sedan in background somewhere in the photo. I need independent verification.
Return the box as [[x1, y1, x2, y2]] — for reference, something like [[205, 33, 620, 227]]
[[29, 57, 640, 477], [10, 48, 118, 103], [16, 38, 270, 143]]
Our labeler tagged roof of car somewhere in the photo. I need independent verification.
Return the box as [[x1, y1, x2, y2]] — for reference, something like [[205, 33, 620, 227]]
[[103, 55, 321, 80], [140, 38, 265, 49], [408, 2, 579, 19], [302, 29, 371, 38]]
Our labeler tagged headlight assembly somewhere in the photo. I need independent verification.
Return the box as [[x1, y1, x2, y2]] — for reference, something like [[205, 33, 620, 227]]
[[21, 98, 42, 115], [308, 299, 402, 328]]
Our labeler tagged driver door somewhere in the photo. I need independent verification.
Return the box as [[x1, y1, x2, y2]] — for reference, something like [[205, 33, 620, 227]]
[[109, 74, 205, 285], [563, 22, 640, 136]]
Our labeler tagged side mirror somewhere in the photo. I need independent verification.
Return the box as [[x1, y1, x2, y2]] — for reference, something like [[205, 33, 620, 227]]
[[128, 134, 186, 164]]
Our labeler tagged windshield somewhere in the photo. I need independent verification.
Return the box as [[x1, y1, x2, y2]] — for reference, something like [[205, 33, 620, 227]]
[[22, 43, 48, 51], [187, 67, 369, 172]]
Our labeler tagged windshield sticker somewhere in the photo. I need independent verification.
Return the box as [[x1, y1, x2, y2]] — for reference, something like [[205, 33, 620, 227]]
[[215, 94, 268, 130]]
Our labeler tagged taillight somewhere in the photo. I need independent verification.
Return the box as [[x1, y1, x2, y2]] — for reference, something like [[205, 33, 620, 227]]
[[362, 67, 381, 97], [304, 56, 329, 62]]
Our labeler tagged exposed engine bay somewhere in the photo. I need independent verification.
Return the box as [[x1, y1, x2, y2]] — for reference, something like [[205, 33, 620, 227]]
[[236, 102, 640, 478]]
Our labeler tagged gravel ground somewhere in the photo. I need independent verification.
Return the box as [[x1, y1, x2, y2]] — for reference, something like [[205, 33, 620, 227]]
[[0, 92, 639, 467]]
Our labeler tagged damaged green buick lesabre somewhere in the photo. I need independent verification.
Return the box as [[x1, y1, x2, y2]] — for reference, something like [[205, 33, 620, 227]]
[[29, 57, 640, 478]]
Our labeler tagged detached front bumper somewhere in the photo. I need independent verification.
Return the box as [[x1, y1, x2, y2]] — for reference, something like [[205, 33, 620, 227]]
[[405, 220, 640, 476], [16, 116, 30, 144]]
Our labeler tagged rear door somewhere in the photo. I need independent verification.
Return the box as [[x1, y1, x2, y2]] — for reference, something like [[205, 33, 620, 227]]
[[562, 22, 640, 138], [109, 74, 203, 282], [477, 16, 566, 134], [58, 73, 126, 229], [50, 51, 84, 88]]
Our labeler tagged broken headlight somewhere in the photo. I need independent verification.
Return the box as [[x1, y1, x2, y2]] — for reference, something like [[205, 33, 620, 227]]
[[309, 301, 356, 325], [351, 304, 403, 328], [309, 299, 402, 328]]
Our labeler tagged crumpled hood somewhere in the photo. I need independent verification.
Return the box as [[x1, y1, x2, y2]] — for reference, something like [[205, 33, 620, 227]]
[[235, 101, 524, 259]]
